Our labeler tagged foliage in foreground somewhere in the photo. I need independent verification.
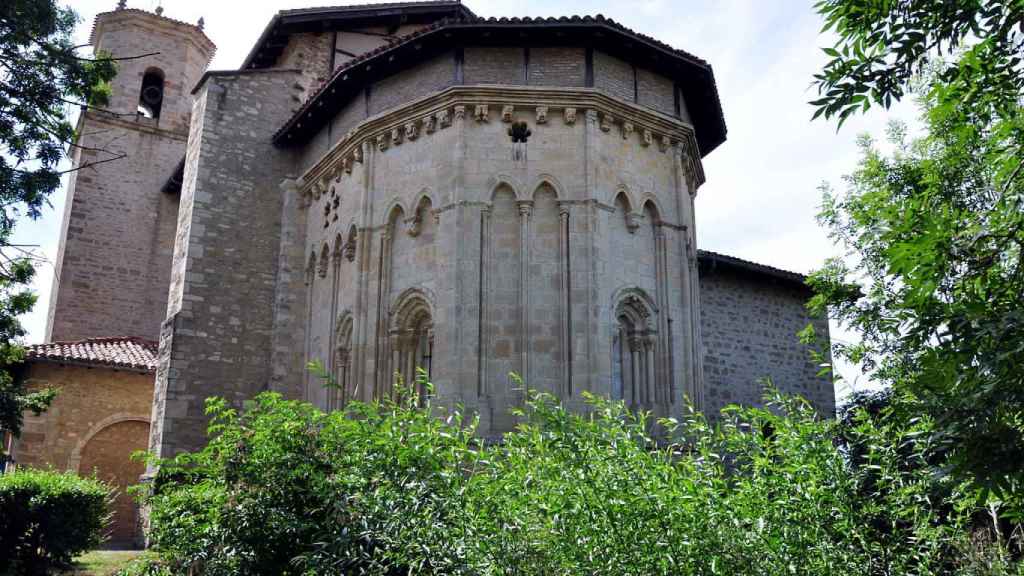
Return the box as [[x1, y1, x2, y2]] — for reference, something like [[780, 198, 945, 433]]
[[0, 0, 118, 448], [0, 468, 111, 576], [134, 383, 1022, 576]]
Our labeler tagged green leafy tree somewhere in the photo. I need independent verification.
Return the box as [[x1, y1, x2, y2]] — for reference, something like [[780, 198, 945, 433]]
[[0, 1, 117, 448], [808, 0, 1024, 516]]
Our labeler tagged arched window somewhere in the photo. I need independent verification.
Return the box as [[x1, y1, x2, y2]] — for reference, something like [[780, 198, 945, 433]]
[[611, 290, 657, 408], [333, 313, 354, 410], [138, 68, 165, 120], [389, 290, 433, 404]]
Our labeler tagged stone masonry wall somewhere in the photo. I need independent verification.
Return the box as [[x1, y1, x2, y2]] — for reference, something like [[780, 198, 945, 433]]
[[699, 268, 834, 416], [46, 10, 212, 343], [151, 69, 302, 458], [13, 362, 152, 546]]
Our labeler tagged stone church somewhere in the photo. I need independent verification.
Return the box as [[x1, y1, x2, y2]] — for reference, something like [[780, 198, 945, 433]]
[[10, 0, 833, 544]]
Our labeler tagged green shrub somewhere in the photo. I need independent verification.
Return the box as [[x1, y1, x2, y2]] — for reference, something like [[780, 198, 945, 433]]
[[139, 379, 1021, 575], [0, 468, 111, 575]]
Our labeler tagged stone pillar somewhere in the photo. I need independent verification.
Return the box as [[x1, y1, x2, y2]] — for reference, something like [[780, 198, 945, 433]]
[[518, 200, 532, 391], [644, 336, 656, 410], [630, 336, 642, 408], [478, 205, 491, 398], [558, 202, 571, 398]]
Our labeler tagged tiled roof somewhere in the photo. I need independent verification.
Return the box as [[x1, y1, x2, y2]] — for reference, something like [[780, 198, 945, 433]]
[[278, 1, 473, 17], [697, 249, 808, 286], [273, 13, 726, 155], [25, 337, 159, 372]]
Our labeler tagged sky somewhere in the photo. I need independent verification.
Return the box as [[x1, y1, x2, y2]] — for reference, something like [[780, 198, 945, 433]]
[[16, 0, 920, 401]]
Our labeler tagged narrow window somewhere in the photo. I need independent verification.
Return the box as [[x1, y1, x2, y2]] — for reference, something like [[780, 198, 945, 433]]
[[138, 68, 165, 120]]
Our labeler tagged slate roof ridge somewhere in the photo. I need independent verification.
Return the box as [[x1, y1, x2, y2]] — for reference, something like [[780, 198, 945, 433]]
[[279, 1, 471, 17]]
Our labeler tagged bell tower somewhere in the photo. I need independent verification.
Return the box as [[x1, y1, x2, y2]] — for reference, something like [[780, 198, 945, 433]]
[[45, 4, 214, 342]]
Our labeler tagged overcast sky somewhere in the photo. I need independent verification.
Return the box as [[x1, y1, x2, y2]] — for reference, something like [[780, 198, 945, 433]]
[[16, 0, 919, 400]]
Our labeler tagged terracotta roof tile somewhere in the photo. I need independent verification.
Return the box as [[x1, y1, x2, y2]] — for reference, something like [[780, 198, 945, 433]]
[[25, 337, 159, 372], [697, 249, 808, 285]]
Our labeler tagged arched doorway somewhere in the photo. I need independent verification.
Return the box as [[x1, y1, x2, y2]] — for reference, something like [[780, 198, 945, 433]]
[[77, 419, 150, 548]]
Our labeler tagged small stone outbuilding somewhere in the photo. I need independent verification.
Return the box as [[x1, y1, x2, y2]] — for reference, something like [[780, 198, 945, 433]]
[[8, 338, 157, 548]]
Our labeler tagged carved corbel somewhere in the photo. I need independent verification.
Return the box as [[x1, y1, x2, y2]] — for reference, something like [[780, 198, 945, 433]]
[[658, 135, 671, 152], [474, 104, 489, 122], [313, 178, 327, 200], [621, 121, 634, 140], [376, 133, 389, 151], [600, 113, 613, 133], [501, 105, 514, 123], [424, 114, 437, 134], [344, 156, 353, 174], [452, 106, 465, 122], [391, 126, 403, 145], [535, 106, 548, 124], [641, 129, 653, 147], [405, 121, 419, 141], [353, 144, 363, 164], [562, 107, 576, 125]]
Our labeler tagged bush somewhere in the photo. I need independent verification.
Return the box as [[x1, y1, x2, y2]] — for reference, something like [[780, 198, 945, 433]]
[[0, 468, 111, 575], [139, 380, 1022, 575]]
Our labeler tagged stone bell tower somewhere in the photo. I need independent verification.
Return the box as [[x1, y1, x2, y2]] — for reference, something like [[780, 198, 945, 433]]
[[45, 4, 214, 343]]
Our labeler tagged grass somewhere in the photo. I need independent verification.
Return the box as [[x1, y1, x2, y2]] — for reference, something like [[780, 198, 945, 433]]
[[68, 550, 142, 575]]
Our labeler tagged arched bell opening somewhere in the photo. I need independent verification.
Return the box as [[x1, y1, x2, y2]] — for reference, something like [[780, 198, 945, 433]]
[[138, 68, 165, 120]]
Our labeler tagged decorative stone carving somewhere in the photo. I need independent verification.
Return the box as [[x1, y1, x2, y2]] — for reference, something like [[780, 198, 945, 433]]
[[343, 156, 353, 174], [405, 121, 419, 141], [501, 105, 514, 123], [474, 104, 489, 122], [535, 106, 548, 124], [453, 106, 465, 122], [376, 133, 389, 151], [424, 114, 437, 134], [353, 145, 363, 164], [641, 129, 653, 147], [625, 212, 640, 234], [563, 107, 576, 125], [659, 135, 671, 152], [621, 121, 634, 140], [343, 237, 356, 262], [313, 178, 326, 200], [405, 215, 422, 237], [508, 121, 531, 143], [391, 127, 403, 145], [600, 113, 612, 132], [585, 109, 598, 125]]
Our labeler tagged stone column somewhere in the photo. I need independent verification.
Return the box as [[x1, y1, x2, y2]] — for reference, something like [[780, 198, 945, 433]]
[[518, 200, 532, 392], [558, 202, 571, 398], [479, 205, 491, 398], [390, 330, 402, 400], [644, 335, 656, 411], [377, 230, 393, 400], [630, 336, 642, 408]]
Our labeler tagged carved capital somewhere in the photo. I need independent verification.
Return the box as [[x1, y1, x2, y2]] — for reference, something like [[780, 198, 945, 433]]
[[625, 212, 640, 234], [517, 200, 533, 217], [405, 215, 422, 237], [558, 203, 570, 219], [564, 107, 577, 125], [535, 106, 548, 124], [501, 105, 514, 123], [343, 239, 356, 262], [474, 104, 489, 122]]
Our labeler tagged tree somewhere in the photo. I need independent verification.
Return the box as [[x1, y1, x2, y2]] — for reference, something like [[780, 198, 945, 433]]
[[0, 1, 117, 448], [808, 0, 1024, 517]]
